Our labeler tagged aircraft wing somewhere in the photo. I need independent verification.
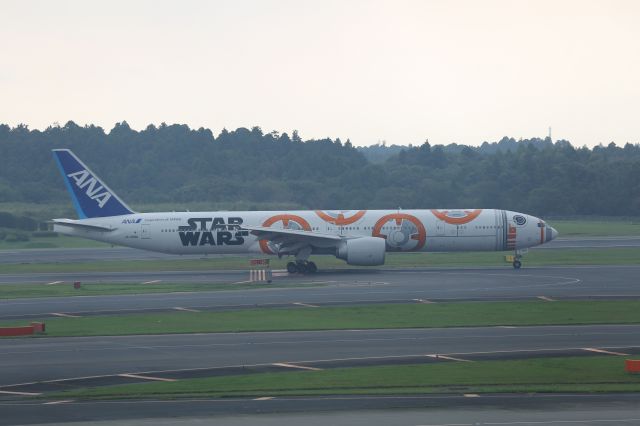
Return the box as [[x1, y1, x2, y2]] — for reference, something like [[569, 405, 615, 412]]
[[242, 225, 342, 255], [51, 219, 116, 232], [243, 225, 342, 242]]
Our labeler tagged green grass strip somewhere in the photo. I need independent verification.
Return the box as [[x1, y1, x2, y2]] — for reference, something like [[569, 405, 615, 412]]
[[4, 300, 640, 337], [0, 217, 638, 251], [552, 219, 640, 237], [56, 356, 640, 399], [0, 235, 110, 250], [1, 247, 640, 275]]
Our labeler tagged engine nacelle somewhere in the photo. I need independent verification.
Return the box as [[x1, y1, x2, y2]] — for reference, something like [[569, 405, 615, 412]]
[[336, 237, 386, 266]]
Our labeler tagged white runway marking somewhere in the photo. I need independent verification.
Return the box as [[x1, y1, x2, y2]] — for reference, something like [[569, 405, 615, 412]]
[[427, 354, 474, 362], [173, 307, 200, 313], [415, 419, 640, 425], [253, 396, 275, 400], [43, 400, 74, 405], [273, 363, 322, 371], [537, 296, 556, 302], [271, 269, 289, 277], [45, 281, 63, 286], [0, 390, 42, 396], [463, 393, 480, 397], [142, 280, 161, 284], [583, 347, 629, 356], [292, 302, 319, 308], [413, 298, 434, 303], [51, 312, 79, 318], [118, 373, 177, 382]]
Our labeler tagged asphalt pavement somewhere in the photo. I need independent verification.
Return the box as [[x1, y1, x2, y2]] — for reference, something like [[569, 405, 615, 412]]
[[1, 265, 639, 319], [3, 393, 640, 426], [1, 242, 640, 424], [1, 324, 639, 387]]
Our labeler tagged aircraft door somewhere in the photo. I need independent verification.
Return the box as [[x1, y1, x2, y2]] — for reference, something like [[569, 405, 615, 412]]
[[140, 224, 151, 239], [433, 220, 458, 250], [440, 221, 458, 237]]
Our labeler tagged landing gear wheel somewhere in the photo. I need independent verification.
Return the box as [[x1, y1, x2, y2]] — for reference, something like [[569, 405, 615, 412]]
[[512, 260, 522, 269], [296, 262, 308, 274], [307, 261, 318, 274], [286, 262, 298, 274]]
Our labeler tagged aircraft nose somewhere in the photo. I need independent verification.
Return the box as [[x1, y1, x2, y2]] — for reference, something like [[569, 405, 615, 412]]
[[546, 226, 558, 242]]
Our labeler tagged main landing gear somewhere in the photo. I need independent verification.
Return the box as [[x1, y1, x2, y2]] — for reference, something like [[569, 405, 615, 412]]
[[286, 260, 318, 274]]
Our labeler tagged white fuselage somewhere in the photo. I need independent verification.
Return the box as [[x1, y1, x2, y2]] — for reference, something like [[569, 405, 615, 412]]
[[54, 209, 555, 256]]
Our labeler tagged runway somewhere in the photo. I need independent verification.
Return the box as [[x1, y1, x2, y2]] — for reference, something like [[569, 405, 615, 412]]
[[0, 247, 244, 264], [2, 393, 640, 426], [1, 265, 639, 320], [1, 324, 640, 425], [2, 246, 640, 424], [1, 236, 639, 264], [2, 324, 639, 389]]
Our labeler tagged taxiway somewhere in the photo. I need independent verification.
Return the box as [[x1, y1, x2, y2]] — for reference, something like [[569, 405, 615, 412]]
[[1, 265, 639, 320]]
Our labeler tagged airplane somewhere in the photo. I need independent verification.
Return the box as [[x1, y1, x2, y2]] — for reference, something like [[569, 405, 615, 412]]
[[51, 149, 558, 273]]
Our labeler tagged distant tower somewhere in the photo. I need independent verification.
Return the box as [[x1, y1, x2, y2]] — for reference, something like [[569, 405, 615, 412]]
[[548, 126, 552, 141]]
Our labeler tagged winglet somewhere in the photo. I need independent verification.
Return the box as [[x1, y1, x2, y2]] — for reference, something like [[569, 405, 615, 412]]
[[52, 149, 134, 219]]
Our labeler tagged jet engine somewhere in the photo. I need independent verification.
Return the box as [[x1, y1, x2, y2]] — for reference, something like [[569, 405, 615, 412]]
[[336, 237, 386, 266]]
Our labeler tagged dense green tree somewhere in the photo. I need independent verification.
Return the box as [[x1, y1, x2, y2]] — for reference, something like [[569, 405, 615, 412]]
[[0, 122, 638, 218]]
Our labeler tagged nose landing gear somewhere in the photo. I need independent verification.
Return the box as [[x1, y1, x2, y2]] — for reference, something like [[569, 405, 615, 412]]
[[286, 260, 318, 274], [512, 249, 526, 269]]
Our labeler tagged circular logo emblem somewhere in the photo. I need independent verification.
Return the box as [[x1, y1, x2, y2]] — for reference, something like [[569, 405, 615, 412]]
[[315, 210, 366, 226], [513, 215, 527, 226], [259, 214, 312, 254], [372, 213, 426, 252], [431, 209, 482, 225]]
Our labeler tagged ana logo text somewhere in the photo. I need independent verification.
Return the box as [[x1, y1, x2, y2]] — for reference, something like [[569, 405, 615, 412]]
[[67, 170, 112, 208], [122, 218, 142, 224]]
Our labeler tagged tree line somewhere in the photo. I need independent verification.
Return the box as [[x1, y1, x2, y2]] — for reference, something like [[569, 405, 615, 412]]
[[1, 121, 639, 221]]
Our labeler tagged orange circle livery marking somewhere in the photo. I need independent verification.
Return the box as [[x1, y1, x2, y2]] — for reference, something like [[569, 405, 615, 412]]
[[430, 209, 482, 225], [372, 213, 426, 252], [315, 210, 366, 226], [259, 214, 312, 254]]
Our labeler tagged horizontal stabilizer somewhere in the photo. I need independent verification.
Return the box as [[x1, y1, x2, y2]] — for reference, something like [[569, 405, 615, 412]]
[[51, 219, 115, 232]]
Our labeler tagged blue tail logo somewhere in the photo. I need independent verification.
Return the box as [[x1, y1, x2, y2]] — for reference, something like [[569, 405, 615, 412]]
[[66, 169, 112, 208], [52, 149, 134, 219]]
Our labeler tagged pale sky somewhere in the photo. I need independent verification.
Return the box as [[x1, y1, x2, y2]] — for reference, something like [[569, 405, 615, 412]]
[[1, 0, 639, 147]]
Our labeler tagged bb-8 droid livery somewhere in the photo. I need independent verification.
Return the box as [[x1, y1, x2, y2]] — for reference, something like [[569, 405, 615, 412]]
[[250, 209, 556, 273]]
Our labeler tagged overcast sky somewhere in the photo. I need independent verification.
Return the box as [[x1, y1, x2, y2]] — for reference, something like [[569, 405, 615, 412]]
[[1, 0, 639, 147]]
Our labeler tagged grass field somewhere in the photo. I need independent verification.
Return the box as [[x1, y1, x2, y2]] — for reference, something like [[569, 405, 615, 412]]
[[0, 202, 303, 222], [0, 235, 110, 250], [54, 356, 640, 399], [1, 201, 638, 235], [1, 246, 639, 275], [551, 219, 640, 237], [4, 300, 640, 337], [0, 218, 638, 251]]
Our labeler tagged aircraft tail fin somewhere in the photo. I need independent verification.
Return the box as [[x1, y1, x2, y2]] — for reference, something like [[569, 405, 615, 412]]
[[52, 149, 135, 219]]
